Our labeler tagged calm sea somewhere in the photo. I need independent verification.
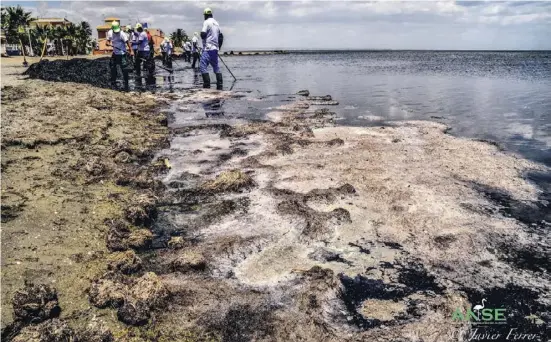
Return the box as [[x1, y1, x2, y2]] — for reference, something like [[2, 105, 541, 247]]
[[153, 51, 551, 170]]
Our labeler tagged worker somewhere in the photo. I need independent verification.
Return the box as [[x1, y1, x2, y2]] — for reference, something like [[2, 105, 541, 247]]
[[191, 32, 200, 69], [160, 38, 167, 66], [161, 37, 173, 68], [134, 23, 154, 78], [166, 39, 173, 68], [106, 21, 132, 89], [200, 8, 224, 89], [146, 29, 154, 59], [47, 42, 55, 56], [129, 25, 139, 64], [183, 40, 191, 63]]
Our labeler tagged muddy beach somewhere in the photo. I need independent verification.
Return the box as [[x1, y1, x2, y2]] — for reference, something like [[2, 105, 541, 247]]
[[1, 59, 550, 342]]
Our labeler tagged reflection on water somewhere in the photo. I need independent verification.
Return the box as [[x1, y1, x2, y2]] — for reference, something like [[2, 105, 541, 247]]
[[140, 52, 551, 167]]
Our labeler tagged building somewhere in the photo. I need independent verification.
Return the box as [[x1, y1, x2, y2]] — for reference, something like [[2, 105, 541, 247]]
[[94, 17, 165, 55], [30, 18, 72, 29]]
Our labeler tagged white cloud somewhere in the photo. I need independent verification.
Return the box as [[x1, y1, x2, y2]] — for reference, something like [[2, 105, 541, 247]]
[[10, 0, 551, 50]]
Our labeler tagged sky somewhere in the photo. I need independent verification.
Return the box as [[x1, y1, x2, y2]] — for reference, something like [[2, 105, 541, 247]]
[[4, 1, 551, 50]]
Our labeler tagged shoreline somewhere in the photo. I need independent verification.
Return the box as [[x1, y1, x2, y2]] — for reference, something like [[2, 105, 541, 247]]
[[1, 61, 550, 341], [1, 64, 173, 339]]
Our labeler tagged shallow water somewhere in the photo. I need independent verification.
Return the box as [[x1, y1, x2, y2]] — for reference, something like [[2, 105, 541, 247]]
[[153, 51, 551, 168]]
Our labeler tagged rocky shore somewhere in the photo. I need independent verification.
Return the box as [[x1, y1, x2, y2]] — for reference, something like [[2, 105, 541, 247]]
[[1, 60, 549, 341]]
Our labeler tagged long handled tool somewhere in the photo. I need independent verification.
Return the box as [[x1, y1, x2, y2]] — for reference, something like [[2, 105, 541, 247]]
[[112, 45, 173, 73], [218, 55, 237, 81], [136, 56, 173, 73]]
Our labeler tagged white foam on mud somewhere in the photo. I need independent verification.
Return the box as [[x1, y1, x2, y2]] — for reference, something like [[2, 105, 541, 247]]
[[227, 121, 545, 290], [162, 133, 232, 177], [357, 115, 385, 121]]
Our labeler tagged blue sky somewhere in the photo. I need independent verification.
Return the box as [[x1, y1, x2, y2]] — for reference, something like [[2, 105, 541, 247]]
[[4, 1, 551, 50]]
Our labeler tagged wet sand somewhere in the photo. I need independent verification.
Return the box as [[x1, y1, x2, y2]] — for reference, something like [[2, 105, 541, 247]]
[[1, 64, 170, 339], [1, 60, 549, 341], [149, 91, 550, 341]]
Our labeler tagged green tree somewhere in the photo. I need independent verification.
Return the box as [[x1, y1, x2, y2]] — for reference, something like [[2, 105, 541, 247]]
[[169, 28, 187, 48], [52, 25, 67, 55], [2, 5, 35, 56], [30, 24, 51, 55], [75, 21, 92, 54], [65, 23, 77, 55]]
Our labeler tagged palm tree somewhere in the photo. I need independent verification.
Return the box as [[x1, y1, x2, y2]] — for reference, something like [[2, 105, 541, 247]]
[[75, 21, 92, 54], [1, 8, 9, 36], [3, 5, 35, 58], [65, 23, 77, 55], [52, 25, 67, 55], [170, 29, 187, 49], [30, 24, 49, 56]]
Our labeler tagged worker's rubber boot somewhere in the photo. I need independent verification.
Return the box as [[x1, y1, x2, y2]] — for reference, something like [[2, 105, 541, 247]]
[[123, 72, 130, 91], [110, 61, 117, 88], [215, 73, 223, 90], [202, 73, 211, 88]]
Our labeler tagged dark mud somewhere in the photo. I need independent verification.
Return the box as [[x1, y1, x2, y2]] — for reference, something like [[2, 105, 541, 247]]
[[206, 303, 276, 342], [462, 285, 549, 342], [1, 283, 61, 340], [24, 58, 112, 89], [470, 182, 551, 274], [6, 65, 550, 341], [338, 259, 445, 330], [472, 182, 550, 228]]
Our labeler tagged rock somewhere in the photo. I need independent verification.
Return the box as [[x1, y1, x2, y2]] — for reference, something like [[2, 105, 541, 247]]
[[12, 283, 60, 323], [309, 101, 339, 106], [326, 138, 344, 147], [105, 219, 131, 251], [114, 151, 132, 163], [296, 90, 310, 96], [171, 250, 207, 272], [84, 156, 107, 176], [88, 278, 126, 308], [124, 194, 157, 225], [106, 250, 142, 274], [167, 236, 185, 249], [113, 139, 131, 153], [105, 218, 153, 252], [156, 114, 168, 126], [12, 319, 74, 342], [129, 272, 169, 307], [308, 248, 344, 263], [201, 170, 255, 192], [117, 300, 150, 326], [127, 229, 153, 250], [106, 227, 129, 252], [111, 272, 168, 326], [337, 183, 356, 194], [307, 95, 332, 101]]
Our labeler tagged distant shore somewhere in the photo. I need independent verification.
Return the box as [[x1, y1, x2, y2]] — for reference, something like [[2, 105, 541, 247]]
[[221, 50, 289, 56]]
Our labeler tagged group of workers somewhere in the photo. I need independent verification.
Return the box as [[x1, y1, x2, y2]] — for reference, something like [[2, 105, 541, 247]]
[[106, 7, 223, 90]]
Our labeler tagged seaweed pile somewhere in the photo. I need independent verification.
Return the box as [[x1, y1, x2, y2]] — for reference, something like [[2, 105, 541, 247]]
[[23, 58, 112, 88]]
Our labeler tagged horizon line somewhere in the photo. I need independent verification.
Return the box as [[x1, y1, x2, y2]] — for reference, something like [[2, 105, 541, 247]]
[[224, 48, 551, 52]]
